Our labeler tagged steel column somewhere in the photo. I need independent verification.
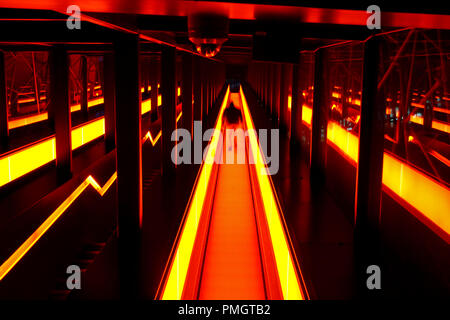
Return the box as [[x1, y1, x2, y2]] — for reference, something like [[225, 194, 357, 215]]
[[290, 63, 301, 144], [114, 34, 142, 299], [103, 53, 116, 152], [161, 46, 177, 177], [0, 51, 8, 145], [49, 46, 72, 183], [182, 53, 193, 136], [310, 49, 328, 181]]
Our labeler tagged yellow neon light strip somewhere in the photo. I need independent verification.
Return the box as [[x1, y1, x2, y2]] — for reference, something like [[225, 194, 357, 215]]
[[143, 130, 162, 146], [429, 150, 450, 167], [327, 121, 450, 239], [161, 87, 230, 300], [0, 138, 56, 187], [302, 105, 312, 127], [240, 86, 304, 300], [8, 113, 49, 130], [0, 101, 183, 278], [70, 97, 104, 113], [0, 172, 117, 281], [2, 102, 180, 187], [432, 120, 450, 134], [142, 98, 151, 115], [9, 97, 105, 130], [383, 153, 450, 237], [0, 93, 181, 278], [158, 95, 162, 107], [71, 118, 105, 150], [87, 97, 104, 108], [327, 121, 359, 163], [410, 114, 424, 125], [143, 111, 183, 147]]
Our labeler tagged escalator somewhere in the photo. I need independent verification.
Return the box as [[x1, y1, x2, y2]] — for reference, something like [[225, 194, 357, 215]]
[[157, 85, 307, 300]]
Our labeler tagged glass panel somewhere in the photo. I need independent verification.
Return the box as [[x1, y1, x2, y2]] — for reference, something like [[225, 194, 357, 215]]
[[379, 29, 450, 186], [324, 42, 364, 164], [5, 52, 50, 130]]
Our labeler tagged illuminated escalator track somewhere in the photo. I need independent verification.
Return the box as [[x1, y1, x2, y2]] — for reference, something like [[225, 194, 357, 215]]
[[158, 86, 306, 300], [198, 123, 266, 300]]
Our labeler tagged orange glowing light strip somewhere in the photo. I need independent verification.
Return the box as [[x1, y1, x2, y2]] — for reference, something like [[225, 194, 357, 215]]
[[327, 121, 450, 239], [158, 95, 162, 107], [302, 105, 312, 128], [142, 98, 151, 115], [411, 102, 424, 108], [9, 97, 105, 130], [143, 130, 162, 146], [177, 87, 181, 97], [71, 104, 81, 112], [384, 134, 396, 143], [0, 138, 56, 187], [87, 97, 104, 108], [17, 97, 36, 104], [429, 150, 450, 167], [288, 95, 292, 111], [410, 114, 424, 125], [433, 107, 450, 115], [71, 117, 105, 150], [143, 111, 183, 147], [0, 172, 117, 281], [327, 121, 359, 164], [382, 153, 450, 239], [1, 117, 106, 187], [161, 87, 230, 300], [432, 120, 450, 134], [240, 86, 304, 300], [71, 97, 104, 113], [332, 92, 341, 99], [8, 112, 49, 129]]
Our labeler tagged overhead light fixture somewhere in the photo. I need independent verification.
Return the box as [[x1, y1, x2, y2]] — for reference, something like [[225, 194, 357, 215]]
[[188, 13, 229, 58]]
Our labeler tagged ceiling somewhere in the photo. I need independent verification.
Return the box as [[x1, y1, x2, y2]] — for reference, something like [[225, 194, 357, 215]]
[[0, 1, 449, 64]]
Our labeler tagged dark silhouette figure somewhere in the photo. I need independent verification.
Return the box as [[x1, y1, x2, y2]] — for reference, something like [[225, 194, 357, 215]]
[[222, 102, 244, 153], [222, 102, 242, 126]]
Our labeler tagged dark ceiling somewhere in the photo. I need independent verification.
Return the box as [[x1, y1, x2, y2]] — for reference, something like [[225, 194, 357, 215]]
[[0, 1, 449, 64]]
